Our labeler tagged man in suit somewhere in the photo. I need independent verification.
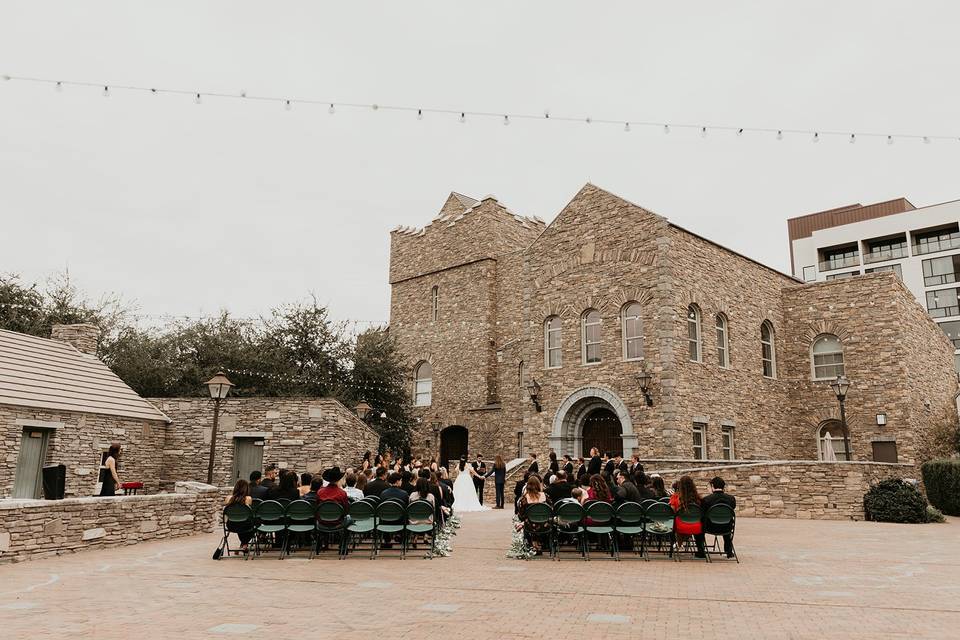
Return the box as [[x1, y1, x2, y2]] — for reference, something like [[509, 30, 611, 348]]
[[603, 453, 616, 477], [544, 471, 573, 503], [261, 464, 279, 489], [630, 454, 644, 476], [527, 453, 539, 475], [472, 454, 487, 505], [400, 470, 416, 495], [380, 471, 410, 503], [249, 470, 269, 500], [363, 466, 390, 497], [562, 455, 575, 477], [701, 476, 737, 558], [614, 470, 642, 504], [587, 448, 602, 476]]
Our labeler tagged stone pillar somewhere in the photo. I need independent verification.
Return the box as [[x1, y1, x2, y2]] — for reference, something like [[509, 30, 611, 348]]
[[51, 323, 101, 356]]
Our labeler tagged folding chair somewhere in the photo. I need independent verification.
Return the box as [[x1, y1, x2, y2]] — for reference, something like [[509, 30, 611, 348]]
[[404, 500, 437, 558], [216, 503, 255, 560], [643, 502, 677, 561], [344, 500, 376, 558], [704, 503, 738, 563], [553, 501, 586, 560], [315, 501, 348, 558], [253, 500, 286, 559], [372, 500, 406, 558], [674, 503, 707, 561], [283, 500, 317, 558], [522, 502, 554, 559], [614, 502, 645, 559], [584, 501, 618, 560]]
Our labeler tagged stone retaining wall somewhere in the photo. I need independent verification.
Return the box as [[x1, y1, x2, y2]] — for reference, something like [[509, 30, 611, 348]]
[[648, 460, 916, 520], [0, 481, 219, 563]]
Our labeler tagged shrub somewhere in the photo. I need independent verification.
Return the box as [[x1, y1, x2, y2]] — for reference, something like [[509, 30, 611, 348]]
[[926, 505, 946, 523], [921, 459, 960, 516], [862, 478, 928, 523]]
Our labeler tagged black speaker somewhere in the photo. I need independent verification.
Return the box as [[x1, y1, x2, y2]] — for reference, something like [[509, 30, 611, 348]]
[[42, 464, 66, 500]]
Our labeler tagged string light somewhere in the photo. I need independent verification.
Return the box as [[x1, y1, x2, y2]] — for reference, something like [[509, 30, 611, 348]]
[[849, 134, 856, 144], [3, 73, 955, 145], [328, 103, 335, 114]]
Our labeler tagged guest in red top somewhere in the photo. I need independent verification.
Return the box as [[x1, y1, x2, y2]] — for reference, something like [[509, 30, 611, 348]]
[[669, 475, 706, 557], [584, 474, 613, 526], [317, 467, 351, 525]]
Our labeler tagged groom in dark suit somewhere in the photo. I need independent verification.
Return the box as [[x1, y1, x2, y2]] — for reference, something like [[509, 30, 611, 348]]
[[471, 453, 487, 505]]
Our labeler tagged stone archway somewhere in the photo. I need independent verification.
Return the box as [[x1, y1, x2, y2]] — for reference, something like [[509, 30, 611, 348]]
[[549, 386, 636, 457]]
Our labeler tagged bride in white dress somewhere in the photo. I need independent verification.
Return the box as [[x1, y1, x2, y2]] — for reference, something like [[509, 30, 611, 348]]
[[452, 457, 488, 512]]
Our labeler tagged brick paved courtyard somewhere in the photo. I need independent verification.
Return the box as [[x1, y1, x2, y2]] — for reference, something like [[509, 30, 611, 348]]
[[2, 509, 959, 639]]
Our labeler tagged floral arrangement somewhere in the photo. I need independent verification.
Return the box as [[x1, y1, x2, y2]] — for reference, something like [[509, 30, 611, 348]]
[[431, 513, 462, 557], [506, 516, 536, 560]]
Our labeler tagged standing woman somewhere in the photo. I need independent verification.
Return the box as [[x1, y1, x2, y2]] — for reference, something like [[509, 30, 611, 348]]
[[99, 443, 122, 497], [361, 451, 372, 472], [491, 455, 507, 509], [548, 451, 560, 475]]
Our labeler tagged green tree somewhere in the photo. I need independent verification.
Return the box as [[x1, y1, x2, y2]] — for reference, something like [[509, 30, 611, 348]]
[[348, 328, 413, 454], [0, 274, 45, 335]]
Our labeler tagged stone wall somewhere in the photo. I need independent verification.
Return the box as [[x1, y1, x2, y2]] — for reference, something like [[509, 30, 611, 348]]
[[153, 397, 380, 488], [0, 405, 167, 498], [649, 461, 916, 520], [0, 481, 218, 563]]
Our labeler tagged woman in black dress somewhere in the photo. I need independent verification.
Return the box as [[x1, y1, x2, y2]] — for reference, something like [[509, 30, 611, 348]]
[[99, 443, 122, 496]]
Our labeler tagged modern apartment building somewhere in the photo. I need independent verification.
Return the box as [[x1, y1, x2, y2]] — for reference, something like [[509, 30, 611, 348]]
[[788, 197, 960, 369]]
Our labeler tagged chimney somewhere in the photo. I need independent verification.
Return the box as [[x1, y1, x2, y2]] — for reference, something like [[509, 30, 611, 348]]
[[51, 323, 101, 356]]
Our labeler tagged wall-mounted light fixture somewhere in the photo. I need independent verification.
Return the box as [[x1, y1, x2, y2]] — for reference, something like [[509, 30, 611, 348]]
[[635, 370, 653, 407], [876, 413, 887, 426], [527, 378, 542, 412]]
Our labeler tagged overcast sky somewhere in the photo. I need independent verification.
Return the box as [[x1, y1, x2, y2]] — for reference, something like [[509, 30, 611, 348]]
[[2, 2, 959, 329]]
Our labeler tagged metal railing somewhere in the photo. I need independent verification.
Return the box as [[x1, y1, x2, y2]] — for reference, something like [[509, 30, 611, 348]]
[[863, 246, 908, 264], [914, 232, 960, 255], [818, 254, 860, 272]]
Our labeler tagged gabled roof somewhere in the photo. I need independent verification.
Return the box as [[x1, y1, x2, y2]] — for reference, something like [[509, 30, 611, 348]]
[[0, 329, 170, 423]]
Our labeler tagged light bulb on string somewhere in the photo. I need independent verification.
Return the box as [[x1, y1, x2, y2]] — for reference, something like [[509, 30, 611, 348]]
[[923, 136, 931, 144], [544, 109, 550, 119], [776, 130, 783, 140], [624, 122, 631, 132], [849, 134, 856, 144], [417, 108, 423, 120], [503, 115, 509, 126], [812, 132, 820, 143], [328, 103, 335, 114], [700, 126, 707, 138], [284, 100, 292, 111], [887, 135, 894, 145], [372, 104, 379, 111], [55, 81, 63, 92], [459, 112, 466, 123], [194, 93, 202, 104], [663, 124, 670, 134], [737, 128, 744, 137], [1, 75, 9, 81], [102, 85, 110, 97], [585, 117, 592, 124]]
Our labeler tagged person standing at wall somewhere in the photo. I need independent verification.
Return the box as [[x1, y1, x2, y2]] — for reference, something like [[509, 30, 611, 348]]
[[99, 443, 122, 497], [488, 455, 507, 508]]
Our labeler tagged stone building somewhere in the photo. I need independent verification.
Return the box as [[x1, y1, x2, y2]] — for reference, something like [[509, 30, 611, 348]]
[[389, 185, 958, 467]]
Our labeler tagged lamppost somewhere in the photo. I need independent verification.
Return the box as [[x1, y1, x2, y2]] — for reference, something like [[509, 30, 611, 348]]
[[527, 378, 542, 412], [829, 374, 852, 460], [635, 370, 653, 407], [354, 401, 373, 421], [204, 371, 234, 485]]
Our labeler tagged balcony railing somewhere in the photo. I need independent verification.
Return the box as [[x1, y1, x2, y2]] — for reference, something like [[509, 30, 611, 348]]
[[929, 305, 960, 319], [863, 246, 908, 264], [818, 254, 860, 272], [914, 232, 960, 256]]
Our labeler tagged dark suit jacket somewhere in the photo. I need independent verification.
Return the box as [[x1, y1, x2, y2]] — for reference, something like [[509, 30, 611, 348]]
[[616, 481, 642, 504], [364, 479, 389, 497], [545, 481, 573, 504], [528, 460, 539, 474], [563, 462, 575, 476], [604, 460, 616, 476], [250, 483, 269, 500], [472, 461, 487, 482], [701, 491, 736, 532], [380, 486, 409, 503], [588, 456, 601, 475]]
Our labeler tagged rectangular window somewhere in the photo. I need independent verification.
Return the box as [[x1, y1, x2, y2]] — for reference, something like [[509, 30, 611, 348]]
[[938, 320, 960, 348], [871, 440, 898, 463], [516, 432, 524, 458], [721, 426, 734, 460], [546, 320, 562, 368], [914, 224, 960, 256], [818, 244, 859, 272], [716, 317, 728, 368], [518, 361, 525, 388], [826, 270, 859, 281], [922, 255, 960, 287], [414, 379, 432, 407], [863, 236, 907, 264], [813, 352, 845, 379], [584, 314, 601, 364], [864, 264, 902, 279], [430, 286, 439, 321], [926, 288, 960, 318], [692, 423, 706, 460], [802, 265, 817, 282]]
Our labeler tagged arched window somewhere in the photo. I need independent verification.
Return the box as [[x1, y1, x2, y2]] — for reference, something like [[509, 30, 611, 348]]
[[518, 360, 525, 388], [413, 361, 433, 406], [544, 316, 562, 368], [812, 334, 844, 380], [582, 309, 602, 364], [687, 305, 702, 362], [760, 321, 776, 378], [430, 286, 439, 321], [622, 302, 644, 361], [818, 421, 850, 461], [715, 313, 729, 368]]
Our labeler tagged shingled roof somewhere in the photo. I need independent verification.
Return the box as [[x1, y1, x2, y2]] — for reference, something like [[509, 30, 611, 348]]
[[0, 329, 170, 423]]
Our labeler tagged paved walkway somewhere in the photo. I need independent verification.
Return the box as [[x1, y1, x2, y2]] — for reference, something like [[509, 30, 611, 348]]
[[1, 509, 959, 639]]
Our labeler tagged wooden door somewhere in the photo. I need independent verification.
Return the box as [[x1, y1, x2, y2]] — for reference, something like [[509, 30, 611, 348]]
[[14, 428, 49, 499], [233, 438, 264, 483], [440, 426, 468, 469], [581, 408, 623, 458]]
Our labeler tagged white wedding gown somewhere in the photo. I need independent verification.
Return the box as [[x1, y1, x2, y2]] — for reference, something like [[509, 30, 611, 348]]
[[452, 465, 488, 512]]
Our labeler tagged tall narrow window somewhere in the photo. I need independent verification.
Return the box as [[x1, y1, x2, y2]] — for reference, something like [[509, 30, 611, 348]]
[[518, 361, 525, 388], [430, 286, 439, 321], [582, 309, 602, 364], [544, 316, 562, 368], [687, 305, 702, 362], [716, 314, 729, 367], [761, 321, 776, 378], [692, 423, 707, 460], [413, 361, 433, 406], [516, 431, 524, 458], [721, 426, 735, 460], [812, 334, 844, 380], [622, 302, 644, 361]]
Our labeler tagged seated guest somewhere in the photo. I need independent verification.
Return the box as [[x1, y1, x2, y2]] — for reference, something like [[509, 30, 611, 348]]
[[409, 478, 435, 511], [615, 470, 642, 504], [587, 474, 613, 503], [700, 476, 737, 558], [224, 479, 254, 552], [299, 473, 313, 497], [267, 469, 301, 501], [249, 470, 268, 500], [363, 466, 390, 497], [651, 474, 669, 499], [317, 467, 351, 527], [380, 471, 409, 503], [517, 475, 551, 554], [400, 470, 416, 495], [344, 472, 364, 501], [261, 464, 279, 489], [355, 472, 368, 494], [634, 472, 657, 501], [302, 478, 322, 501], [669, 475, 706, 557], [544, 471, 573, 503], [514, 472, 530, 514], [571, 487, 587, 505]]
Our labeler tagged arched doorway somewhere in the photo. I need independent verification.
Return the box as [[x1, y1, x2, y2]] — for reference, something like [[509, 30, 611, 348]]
[[439, 425, 468, 469], [581, 408, 623, 457]]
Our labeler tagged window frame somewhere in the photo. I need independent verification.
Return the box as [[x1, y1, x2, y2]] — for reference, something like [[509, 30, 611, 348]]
[[692, 423, 707, 460], [413, 361, 433, 407], [715, 313, 729, 368], [721, 426, 734, 460], [430, 285, 439, 322], [811, 334, 845, 380], [761, 320, 776, 379], [818, 422, 850, 461], [687, 304, 702, 363], [581, 309, 602, 365], [544, 316, 562, 369], [621, 302, 644, 361]]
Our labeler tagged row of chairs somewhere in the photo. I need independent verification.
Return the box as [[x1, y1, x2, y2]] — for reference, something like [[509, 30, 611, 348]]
[[218, 495, 439, 560], [523, 499, 737, 562]]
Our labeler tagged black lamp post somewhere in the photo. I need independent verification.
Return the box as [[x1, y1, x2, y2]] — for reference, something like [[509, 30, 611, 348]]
[[527, 378, 542, 412], [635, 370, 653, 407], [204, 371, 234, 485], [829, 374, 852, 460]]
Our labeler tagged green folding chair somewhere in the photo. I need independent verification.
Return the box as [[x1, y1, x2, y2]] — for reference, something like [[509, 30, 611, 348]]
[[216, 503, 255, 560], [373, 500, 406, 558], [675, 503, 706, 561], [614, 502, 645, 559], [404, 500, 437, 559], [315, 501, 348, 558], [253, 500, 286, 559], [344, 500, 376, 559], [584, 501, 618, 560], [522, 502, 554, 559], [283, 500, 317, 559], [704, 503, 738, 563], [553, 501, 586, 560], [643, 501, 676, 561]]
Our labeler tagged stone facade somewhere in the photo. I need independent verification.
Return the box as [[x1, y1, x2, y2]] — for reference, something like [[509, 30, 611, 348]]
[[0, 481, 218, 562], [390, 184, 959, 467], [153, 397, 380, 488]]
